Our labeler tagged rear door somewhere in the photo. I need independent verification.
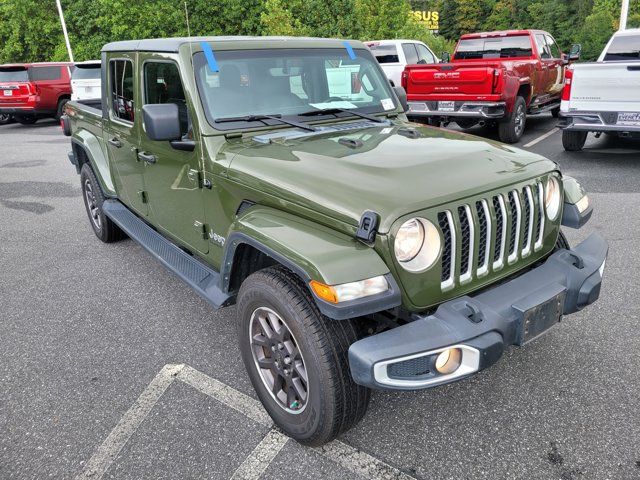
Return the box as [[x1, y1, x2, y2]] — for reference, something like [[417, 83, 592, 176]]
[[137, 55, 208, 255], [104, 53, 148, 216]]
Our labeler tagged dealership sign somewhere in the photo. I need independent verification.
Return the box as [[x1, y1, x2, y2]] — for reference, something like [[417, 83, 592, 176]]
[[411, 10, 439, 31]]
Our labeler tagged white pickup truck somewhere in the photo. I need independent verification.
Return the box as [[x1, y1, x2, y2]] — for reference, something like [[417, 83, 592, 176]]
[[559, 29, 640, 151], [365, 39, 439, 87]]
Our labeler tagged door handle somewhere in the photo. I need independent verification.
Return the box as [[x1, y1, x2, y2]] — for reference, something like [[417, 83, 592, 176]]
[[138, 151, 157, 164], [108, 137, 122, 148]]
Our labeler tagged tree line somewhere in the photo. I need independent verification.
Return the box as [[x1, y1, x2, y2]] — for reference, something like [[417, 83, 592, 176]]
[[0, 0, 636, 64]]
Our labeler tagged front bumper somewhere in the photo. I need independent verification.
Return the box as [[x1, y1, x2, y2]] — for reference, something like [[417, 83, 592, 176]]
[[407, 101, 507, 119], [349, 233, 608, 390], [559, 111, 640, 133]]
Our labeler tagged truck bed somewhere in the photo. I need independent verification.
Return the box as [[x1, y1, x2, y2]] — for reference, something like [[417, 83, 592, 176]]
[[567, 62, 640, 112]]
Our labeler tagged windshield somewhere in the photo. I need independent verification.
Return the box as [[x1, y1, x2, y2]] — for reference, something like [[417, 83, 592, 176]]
[[0, 67, 28, 83], [454, 35, 533, 60], [603, 35, 640, 61], [194, 47, 397, 130], [367, 44, 400, 63], [73, 65, 101, 80]]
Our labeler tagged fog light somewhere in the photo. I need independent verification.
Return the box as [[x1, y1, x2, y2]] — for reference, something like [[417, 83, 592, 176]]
[[434, 348, 462, 375]]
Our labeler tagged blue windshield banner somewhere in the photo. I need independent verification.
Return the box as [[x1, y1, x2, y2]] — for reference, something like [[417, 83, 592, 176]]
[[200, 42, 219, 73], [343, 41, 356, 60]]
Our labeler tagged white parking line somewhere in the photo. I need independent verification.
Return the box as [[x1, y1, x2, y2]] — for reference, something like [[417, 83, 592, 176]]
[[74, 363, 185, 480], [230, 429, 289, 480], [77, 363, 417, 480], [523, 127, 559, 148]]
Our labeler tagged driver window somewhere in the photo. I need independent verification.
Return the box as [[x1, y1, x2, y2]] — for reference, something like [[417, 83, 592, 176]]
[[535, 34, 551, 59], [545, 35, 561, 59], [144, 61, 189, 137], [416, 44, 436, 64]]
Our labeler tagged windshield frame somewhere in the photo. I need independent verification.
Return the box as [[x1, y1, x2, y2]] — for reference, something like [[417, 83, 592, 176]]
[[192, 47, 398, 132]]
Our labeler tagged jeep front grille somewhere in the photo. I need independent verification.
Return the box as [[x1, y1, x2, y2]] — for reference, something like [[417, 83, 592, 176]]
[[439, 182, 547, 290]]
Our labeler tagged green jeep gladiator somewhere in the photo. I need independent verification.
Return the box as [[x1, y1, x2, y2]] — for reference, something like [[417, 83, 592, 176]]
[[62, 36, 608, 446]]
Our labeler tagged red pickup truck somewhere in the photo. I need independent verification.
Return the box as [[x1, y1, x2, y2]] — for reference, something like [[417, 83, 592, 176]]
[[403, 30, 580, 143], [0, 62, 73, 125]]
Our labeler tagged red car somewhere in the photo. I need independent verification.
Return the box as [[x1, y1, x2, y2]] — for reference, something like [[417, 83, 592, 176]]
[[0, 62, 73, 125], [402, 30, 580, 143]]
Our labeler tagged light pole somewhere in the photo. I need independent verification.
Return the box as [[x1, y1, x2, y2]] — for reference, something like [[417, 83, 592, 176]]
[[620, 0, 629, 30], [56, 0, 74, 62]]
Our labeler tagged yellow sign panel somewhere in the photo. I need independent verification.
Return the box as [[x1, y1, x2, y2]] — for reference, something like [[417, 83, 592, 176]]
[[412, 10, 439, 30]]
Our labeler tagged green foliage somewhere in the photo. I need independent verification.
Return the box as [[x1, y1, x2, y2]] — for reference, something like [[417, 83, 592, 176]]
[[0, 0, 634, 64]]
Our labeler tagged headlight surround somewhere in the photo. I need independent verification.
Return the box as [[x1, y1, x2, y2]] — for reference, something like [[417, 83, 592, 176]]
[[394, 218, 441, 272], [544, 176, 562, 220]]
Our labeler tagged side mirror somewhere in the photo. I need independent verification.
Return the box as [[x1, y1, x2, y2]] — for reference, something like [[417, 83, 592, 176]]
[[142, 103, 181, 141], [393, 86, 409, 113], [569, 44, 582, 61], [440, 51, 451, 63]]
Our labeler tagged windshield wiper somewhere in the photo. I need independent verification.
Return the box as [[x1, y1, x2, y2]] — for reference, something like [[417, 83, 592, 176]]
[[214, 114, 317, 132], [298, 107, 388, 123]]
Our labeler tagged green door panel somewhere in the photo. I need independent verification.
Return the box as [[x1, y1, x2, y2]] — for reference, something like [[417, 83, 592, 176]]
[[226, 206, 390, 286], [137, 54, 208, 255], [103, 52, 147, 216]]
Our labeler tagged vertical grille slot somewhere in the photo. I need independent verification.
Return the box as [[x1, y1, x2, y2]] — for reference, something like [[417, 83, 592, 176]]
[[458, 205, 474, 283], [438, 211, 456, 290], [492, 194, 507, 270], [522, 186, 534, 256], [476, 200, 491, 276], [507, 190, 521, 264], [534, 182, 545, 251]]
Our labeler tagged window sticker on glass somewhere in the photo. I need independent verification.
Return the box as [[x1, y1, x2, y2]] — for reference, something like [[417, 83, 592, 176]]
[[309, 101, 357, 110], [381, 98, 394, 110]]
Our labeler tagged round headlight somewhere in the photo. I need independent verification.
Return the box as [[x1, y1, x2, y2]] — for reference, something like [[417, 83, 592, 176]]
[[545, 176, 561, 220], [394, 218, 424, 262], [394, 218, 441, 272]]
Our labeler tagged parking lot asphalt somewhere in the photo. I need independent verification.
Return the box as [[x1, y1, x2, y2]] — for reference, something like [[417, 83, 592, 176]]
[[1, 115, 639, 480]]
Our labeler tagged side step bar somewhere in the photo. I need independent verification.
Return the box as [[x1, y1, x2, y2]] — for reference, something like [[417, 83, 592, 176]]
[[528, 101, 560, 115], [102, 199, 231, 309]]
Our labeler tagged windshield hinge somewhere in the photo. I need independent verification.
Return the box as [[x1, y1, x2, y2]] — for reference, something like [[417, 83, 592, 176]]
[[224, 132, 243, 139], [356, 210, 379, 245]]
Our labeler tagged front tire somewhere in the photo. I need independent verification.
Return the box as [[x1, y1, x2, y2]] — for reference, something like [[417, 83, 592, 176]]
[[237, 266, 370, 446], [498, 96, 527, 144], [562, 130, 588, 151], [80, 163, 125, 243], [555, 230, 570, 250], [551, 106, 560, 118]]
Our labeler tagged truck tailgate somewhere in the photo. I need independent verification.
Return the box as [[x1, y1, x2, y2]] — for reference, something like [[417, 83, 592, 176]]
[[570, 63, 640, 112], [405, 63, 499, 98]]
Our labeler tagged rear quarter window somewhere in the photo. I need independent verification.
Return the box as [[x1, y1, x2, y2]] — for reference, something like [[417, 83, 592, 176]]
[[368, 44, 400, 64], [603, 35, 640, 61], [30, 66, 62, 81]]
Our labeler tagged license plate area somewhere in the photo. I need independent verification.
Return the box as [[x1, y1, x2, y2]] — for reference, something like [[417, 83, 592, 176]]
[[617, 112, 640, 126], [438, 101, 455, 112], [3, 89, 13, 96], [512, 286, 566, 346]]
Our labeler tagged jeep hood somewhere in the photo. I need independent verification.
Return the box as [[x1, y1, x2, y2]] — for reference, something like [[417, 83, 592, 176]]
[[226, 122, 557, 234]]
